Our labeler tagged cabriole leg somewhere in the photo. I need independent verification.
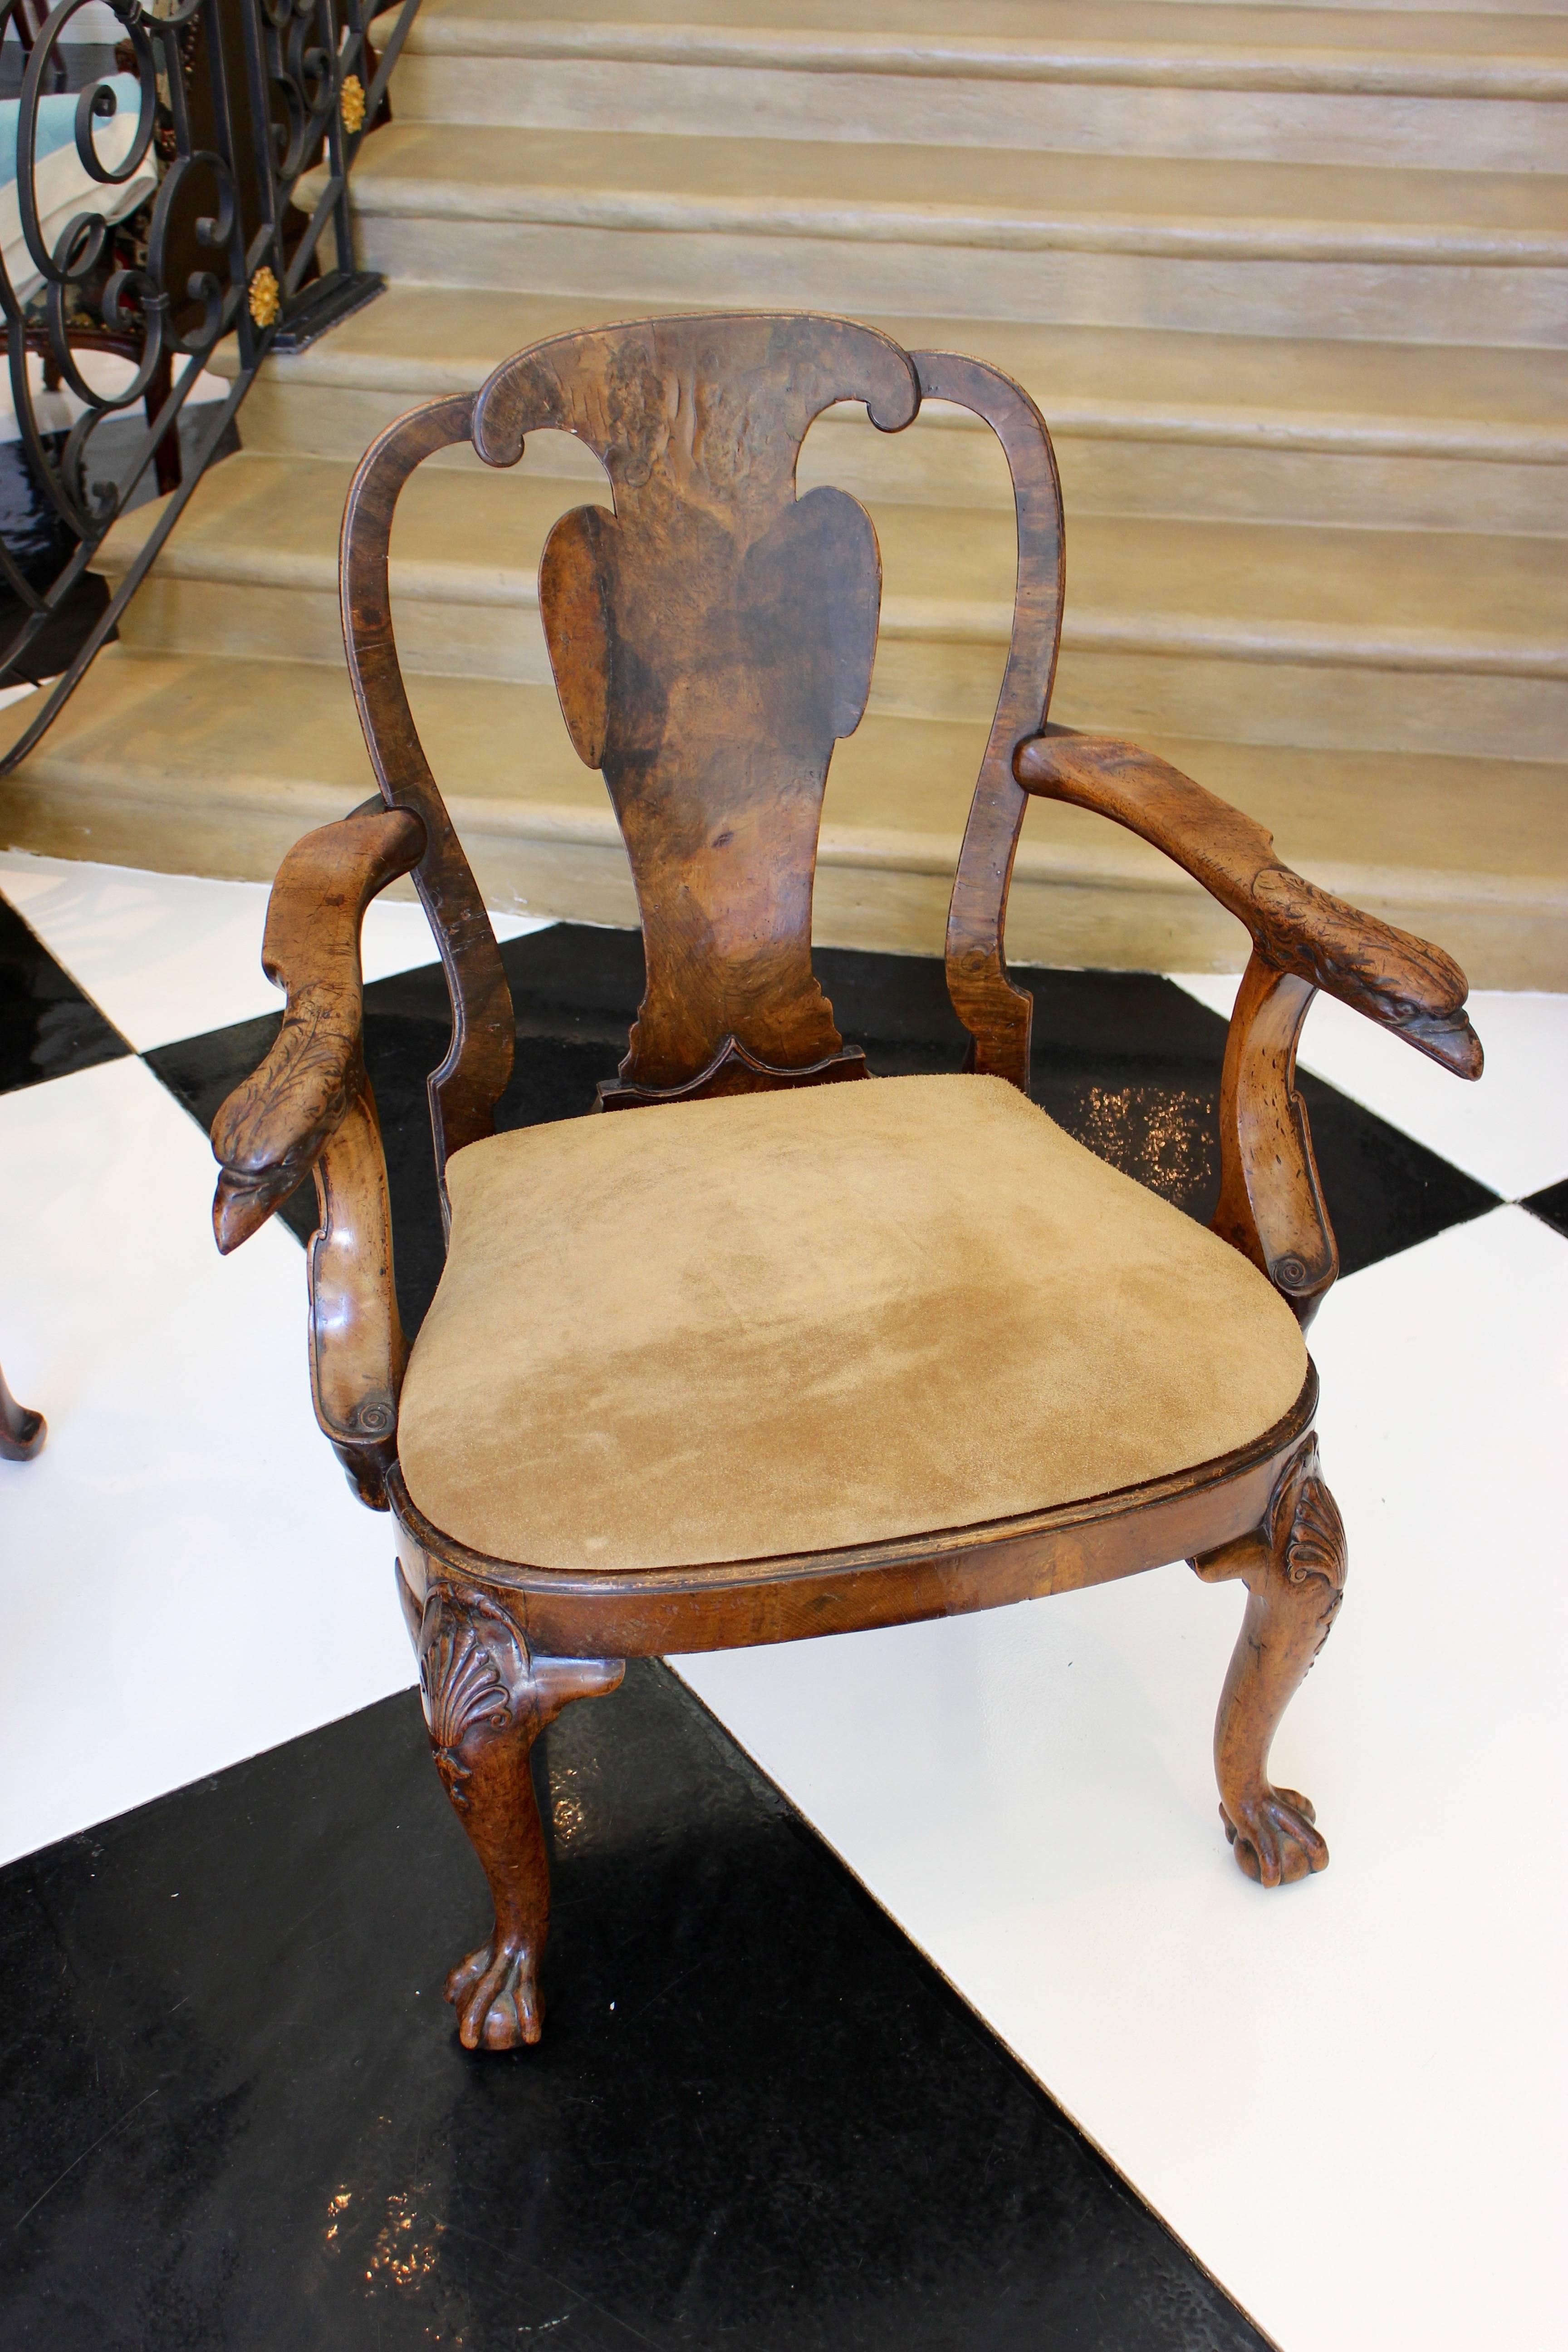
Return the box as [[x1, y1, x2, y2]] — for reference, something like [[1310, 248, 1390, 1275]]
[[1191, 1438, 1347, 1887], [398, 1566, 623, 2050]]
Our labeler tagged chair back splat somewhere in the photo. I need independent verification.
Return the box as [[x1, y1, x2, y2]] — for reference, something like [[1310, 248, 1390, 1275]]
[[341, 313, 1066, 1161]]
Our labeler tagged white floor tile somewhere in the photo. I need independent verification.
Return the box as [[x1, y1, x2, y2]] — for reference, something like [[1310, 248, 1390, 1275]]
[[1171, 971, 1568, 1201], [0, 848, 551, 1053], [675, 1207, 1568, 2352], [0, 1057, 416, 1864]]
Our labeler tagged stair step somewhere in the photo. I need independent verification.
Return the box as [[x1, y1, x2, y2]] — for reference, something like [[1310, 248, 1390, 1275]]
[[218, 288, 1568, 532], [98, 450, 1568, 759], [7, 3, 1555, 993], [391, 0, 1568, 170], [1, 647, 1561, 985], [325, 124, 1568, 342]]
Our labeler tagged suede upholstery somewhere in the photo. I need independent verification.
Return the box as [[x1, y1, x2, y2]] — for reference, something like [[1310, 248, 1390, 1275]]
[[397, 1074, 1308, 1573]]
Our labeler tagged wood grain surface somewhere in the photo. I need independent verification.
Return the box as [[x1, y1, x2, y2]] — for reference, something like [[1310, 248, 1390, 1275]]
[[475, 312, 919, 1104], [919, 349, 1064, 1093], [1193, 1435, 1348, 1886]]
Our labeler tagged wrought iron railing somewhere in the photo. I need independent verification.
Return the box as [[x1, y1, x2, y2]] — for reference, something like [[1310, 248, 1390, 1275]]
[[0, 0, 419, 773]]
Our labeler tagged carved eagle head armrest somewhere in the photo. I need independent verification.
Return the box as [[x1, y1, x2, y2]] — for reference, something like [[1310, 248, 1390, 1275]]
[[210, 804, 426, 1252], [1014, 730, 1483, 1082], [212, 1000, 370, 1252], [1245, 866, 1481, 1081]]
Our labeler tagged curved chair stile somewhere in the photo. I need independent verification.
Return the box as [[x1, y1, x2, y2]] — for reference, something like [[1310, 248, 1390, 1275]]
[[339, 392, 515, 1188], [916, 351, 1067, 1093]]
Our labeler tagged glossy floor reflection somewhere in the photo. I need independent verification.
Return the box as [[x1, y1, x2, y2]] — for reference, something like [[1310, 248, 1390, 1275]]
[[0, 1667, 1264, 2352]]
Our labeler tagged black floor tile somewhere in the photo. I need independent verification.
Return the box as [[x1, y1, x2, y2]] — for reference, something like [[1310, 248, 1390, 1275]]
[[0, 1663, 1266, 2352], [808, 951, 1496, 1274], [1522, 1175, 1568, 1240], [1013, 965, 1499, 1275], [0, 893, 129, 1097], [1291, 1065, 1499, 1274]]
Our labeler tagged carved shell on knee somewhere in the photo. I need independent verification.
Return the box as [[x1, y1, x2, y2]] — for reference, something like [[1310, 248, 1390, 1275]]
[[418, 1587, 525, 1754], [1269, 1440, 1347, 1596]]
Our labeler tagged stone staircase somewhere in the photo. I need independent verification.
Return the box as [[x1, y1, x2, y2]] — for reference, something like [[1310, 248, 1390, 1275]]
[[2, 0, 1564, 985]]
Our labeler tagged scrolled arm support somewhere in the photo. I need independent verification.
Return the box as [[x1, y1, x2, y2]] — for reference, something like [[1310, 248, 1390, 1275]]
[[343, 395, 518, 1179], [1214, 952, 1337, 1326], [305, 1086, 406, 1507], [210, 803, 427, 1507]]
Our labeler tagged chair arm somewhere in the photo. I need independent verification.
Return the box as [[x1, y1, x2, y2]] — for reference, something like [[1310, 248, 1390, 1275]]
[[1014, 728, 1482, 1080], [211, 804, 426, 1249], [211, 803, 426, 1508]]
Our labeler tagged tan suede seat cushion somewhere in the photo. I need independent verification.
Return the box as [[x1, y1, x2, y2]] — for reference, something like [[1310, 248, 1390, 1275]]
[[397, 1073, 1308, 1573]]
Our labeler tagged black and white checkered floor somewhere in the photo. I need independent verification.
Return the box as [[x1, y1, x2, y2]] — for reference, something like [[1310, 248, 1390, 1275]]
[[1, 847, 1563, 2351]]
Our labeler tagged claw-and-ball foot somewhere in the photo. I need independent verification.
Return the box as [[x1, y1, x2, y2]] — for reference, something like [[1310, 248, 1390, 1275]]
[[398, 1564, 622, 2051], [1192, 1437, 1346, 1889], [445, 1935, 544, 2051], [1221, 1787, 1328, 1888]]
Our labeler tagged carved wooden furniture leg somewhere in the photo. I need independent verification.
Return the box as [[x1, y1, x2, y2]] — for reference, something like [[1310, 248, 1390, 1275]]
[[0, 1357, 44, 1461], [401, 1570, 623, 2050], [1191, 1438, 1347, 1887]]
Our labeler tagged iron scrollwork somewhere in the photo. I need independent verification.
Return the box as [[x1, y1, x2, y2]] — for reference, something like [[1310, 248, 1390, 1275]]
[[0, 0, 423, 766]]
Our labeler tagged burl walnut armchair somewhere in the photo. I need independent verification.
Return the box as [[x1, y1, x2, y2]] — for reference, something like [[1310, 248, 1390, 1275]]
[[211, 315, 1481, 2053]]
